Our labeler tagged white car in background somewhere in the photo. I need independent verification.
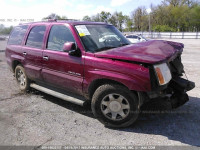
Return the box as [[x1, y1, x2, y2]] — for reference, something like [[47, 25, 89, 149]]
[[125, 34, 147, 43]]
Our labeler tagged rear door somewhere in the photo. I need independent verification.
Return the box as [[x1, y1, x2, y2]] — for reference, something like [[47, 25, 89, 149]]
[[6, 25, 28, 69], [22, 25, 47, 81], [42, 24, 84, 95]]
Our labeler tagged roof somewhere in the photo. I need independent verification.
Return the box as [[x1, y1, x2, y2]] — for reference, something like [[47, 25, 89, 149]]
[[19, 20, 110, 26]]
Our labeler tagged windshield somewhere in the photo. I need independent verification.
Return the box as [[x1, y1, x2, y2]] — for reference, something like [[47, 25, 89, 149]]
[[75, 25, 131, 53]]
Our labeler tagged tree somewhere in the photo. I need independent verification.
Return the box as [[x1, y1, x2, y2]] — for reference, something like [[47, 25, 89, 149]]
[[132, 7, 148, 31], [82, 15, 92, 21], [0, 25, 13, 35], [109, 12, 126, 31], [83, 11, 111, 23], [163, 0, 197, 7], [91, 14, 101, 22], [80, 0, 200, 32], [108, 14, 117, 27], [163, 0, 183, 7], [150, 0, 200, 31], [124, 15, 134, 32], [153, 25, 175, 32], [99, 11, 111, 22], [189, 5, 200, 31], [42, 13, 67, 20]]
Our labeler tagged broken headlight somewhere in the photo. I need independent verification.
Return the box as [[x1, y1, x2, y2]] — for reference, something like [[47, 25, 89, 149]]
[[154, 63, 172, 85]]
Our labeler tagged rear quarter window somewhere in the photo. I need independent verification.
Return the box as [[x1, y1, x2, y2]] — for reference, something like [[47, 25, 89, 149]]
[[8, 25, 28, 45]]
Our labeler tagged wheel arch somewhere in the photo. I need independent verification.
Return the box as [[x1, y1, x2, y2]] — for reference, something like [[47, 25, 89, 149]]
[[12, 60, 22, 73], [88, 78, 138, 100]]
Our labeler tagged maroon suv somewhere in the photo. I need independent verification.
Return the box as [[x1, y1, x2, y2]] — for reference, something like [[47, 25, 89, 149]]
[[5, 20, 195, 127]]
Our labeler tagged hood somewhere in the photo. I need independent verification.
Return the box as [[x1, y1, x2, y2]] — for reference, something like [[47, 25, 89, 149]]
[[95, 40, 184, 64]]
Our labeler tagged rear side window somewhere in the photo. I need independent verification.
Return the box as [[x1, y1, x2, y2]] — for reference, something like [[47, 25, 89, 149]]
[[47, 25, 75, 51], [26, 26, 46, 49], [8, 25, 28, 45]]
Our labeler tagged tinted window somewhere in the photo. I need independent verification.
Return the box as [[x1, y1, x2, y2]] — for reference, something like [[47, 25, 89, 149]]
[[127, 35, 138, 39], [8, 25, 28, 45], [47, 25, 75, 51], [126, 35, 131, 38], [132, 35, 138, 39], [26, 26, 46, 48]]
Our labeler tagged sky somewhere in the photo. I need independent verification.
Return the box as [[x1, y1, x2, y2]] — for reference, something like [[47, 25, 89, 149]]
[[0, 0, 163, 26]]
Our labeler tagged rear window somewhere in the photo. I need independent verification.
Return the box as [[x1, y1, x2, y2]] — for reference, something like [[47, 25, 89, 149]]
[[126, 35, 131, 38], [8, 25, 28, 45], [26, 26, 46, 49]]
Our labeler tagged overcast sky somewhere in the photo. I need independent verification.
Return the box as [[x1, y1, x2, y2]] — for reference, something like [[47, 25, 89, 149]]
[[0, 0, 163, 26]]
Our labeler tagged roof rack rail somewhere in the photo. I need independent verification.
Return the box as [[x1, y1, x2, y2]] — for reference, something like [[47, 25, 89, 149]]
[[17, 19, 82, 25], [47, 19, 80, 22], [48, 19, 57, 22], [18, 21, 46, 25], [58, 19, 80, 21]]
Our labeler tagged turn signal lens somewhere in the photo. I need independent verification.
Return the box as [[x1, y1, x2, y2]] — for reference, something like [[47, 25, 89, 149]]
[[155, 67, 165, 85]]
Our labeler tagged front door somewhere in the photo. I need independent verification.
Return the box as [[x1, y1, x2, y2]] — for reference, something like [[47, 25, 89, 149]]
[[42, 25, 84, 95]]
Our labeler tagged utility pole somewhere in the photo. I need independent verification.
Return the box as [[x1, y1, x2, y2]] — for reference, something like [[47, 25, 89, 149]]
[[149, 13, 151, 33], [147, 8, 152, 38]]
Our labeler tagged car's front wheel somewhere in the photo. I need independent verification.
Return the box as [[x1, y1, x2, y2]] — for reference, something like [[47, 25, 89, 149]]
[[15, 65, 30, 92], [91, 84, 139, 128]]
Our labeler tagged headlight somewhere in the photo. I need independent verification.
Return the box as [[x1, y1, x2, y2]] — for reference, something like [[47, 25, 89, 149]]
[[154, 63, 172, 85]]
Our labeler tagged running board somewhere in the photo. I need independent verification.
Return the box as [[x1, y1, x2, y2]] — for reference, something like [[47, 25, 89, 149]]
[[30, 83, 85, 106]]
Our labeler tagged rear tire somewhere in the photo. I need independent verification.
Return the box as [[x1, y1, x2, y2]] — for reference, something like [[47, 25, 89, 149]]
[[91, 84, 139, 128], [15, 65, 30, 92]]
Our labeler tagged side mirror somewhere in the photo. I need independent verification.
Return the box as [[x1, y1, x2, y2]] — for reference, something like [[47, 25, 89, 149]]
[[63, 42, 81, 57], [63, 42, 76, 52]]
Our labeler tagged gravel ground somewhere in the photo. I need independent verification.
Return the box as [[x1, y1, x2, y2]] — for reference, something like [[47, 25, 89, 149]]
[[0, 39, 199, 148]]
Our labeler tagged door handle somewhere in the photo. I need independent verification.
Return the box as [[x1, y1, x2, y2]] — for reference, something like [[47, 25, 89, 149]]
[[23, 52, 27, 56], [43, 56, 49, 61]]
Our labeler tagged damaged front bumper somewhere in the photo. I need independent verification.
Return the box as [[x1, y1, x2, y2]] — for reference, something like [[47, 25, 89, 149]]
[[140, 49, 195, 110], [167, 77, 195, 109], [146, 77, 195, 109]]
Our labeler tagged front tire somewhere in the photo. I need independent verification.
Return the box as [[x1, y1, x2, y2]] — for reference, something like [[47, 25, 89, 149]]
[[91, 84, 139, 128], [15, 65, 30, 92]]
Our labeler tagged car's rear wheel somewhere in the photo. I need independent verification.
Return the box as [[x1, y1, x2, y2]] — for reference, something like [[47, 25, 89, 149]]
[[91, 84, 139, 128], [15, 65, 30, 92]]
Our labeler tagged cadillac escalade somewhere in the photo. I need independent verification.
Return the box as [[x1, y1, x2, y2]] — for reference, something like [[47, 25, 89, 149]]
[[5, 20, 195, 127]]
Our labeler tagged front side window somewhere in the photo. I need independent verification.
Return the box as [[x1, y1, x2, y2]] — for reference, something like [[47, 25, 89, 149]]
[[8, 25, 28, 45], [75, 25, 130, 53], [26, 26, 46, 48], [47, 25, 75, 51]]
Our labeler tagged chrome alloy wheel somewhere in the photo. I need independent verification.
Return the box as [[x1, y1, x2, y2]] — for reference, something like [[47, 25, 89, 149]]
[[100, 93, 130, 121], [16, 69, 26, 86]]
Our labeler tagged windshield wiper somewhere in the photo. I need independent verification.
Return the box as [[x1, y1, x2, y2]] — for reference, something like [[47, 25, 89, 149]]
[[96, 46, 117, 52], [95, 43, 129, 52]]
